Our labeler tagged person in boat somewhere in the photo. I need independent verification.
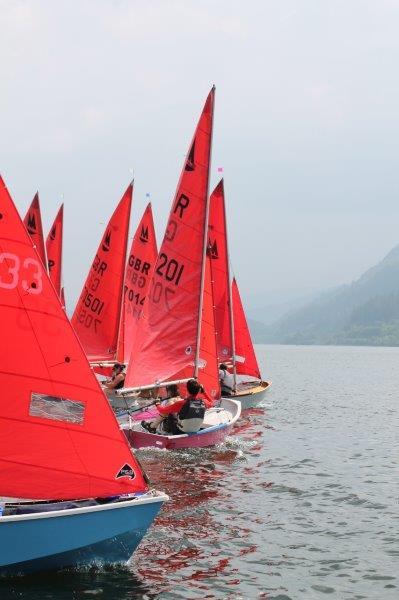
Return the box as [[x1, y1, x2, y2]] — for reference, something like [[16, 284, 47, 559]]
[[141, 384, 181, 432], [219, 363, 235, 396], [141, 379, 208, 435], [140, 386, 160, 400], [101, 363, 126, 392], [164, 383, 180, 402]]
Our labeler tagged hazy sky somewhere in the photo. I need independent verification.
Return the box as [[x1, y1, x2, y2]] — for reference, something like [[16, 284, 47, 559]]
[[2, 0, 399, 311]]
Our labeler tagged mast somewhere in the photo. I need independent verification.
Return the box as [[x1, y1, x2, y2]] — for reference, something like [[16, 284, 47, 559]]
[[194, 86, 215, 378], [222, 181, 237, 391]]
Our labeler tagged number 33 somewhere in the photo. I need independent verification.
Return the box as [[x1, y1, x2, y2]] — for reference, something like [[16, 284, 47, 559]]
[[0, 253, 43, 294]]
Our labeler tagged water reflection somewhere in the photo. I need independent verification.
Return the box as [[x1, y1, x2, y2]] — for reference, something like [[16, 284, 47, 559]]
[[0, 568, 153, 600], [1, 406, 268, 600], [131, 412, 269, 598]]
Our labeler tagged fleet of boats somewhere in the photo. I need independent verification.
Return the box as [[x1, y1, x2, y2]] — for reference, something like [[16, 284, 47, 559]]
[[0, 86, 270, 575]]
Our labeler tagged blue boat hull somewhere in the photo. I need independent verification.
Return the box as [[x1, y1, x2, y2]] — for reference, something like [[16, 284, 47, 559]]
[[0, 494, 166, 575]]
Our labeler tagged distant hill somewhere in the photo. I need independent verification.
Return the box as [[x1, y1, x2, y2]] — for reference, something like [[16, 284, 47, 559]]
[[247, 289, 323, 325], [252, 244, 399, 346]]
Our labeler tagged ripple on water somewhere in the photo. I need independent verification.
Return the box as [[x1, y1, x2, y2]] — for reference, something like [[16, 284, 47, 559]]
[[4, 345, 399, 599]]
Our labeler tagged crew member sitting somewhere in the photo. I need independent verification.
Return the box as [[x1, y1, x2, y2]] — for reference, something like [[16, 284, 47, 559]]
[[141, 384, 181, 433], [219, 363, 235, 396], [101, 363, 126, 392], [141, 379, 209, 435]]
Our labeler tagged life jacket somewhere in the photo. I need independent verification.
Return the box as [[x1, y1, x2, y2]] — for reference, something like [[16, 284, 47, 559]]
[[220, 370, 234, 395], [177, 396, 206, 433]]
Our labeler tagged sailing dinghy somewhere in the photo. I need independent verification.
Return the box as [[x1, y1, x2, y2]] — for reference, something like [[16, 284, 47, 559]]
[[118, 88, 241, 449], [208, 180, 271, 408], [120, 256, 241, 449], [0, 176, 167, 575]]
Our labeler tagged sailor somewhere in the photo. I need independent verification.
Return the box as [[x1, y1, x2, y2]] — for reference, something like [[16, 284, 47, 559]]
[[102, 363, 126, 391], [219, 363, 235, 396], [141, 379, 208, 435], [141, 384, 181, 433]]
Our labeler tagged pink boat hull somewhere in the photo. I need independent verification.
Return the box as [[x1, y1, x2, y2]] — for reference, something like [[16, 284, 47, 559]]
[[122, 399, 241, 450]]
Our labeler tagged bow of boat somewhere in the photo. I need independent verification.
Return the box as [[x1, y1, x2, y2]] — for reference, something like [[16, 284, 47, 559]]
[[0, 491, 168, 575]]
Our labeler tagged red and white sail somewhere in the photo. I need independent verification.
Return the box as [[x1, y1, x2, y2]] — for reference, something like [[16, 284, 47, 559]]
[[72, 184, 132, 362], [117, 203, 158, 364], [232, 278, 261, 379], [208, 179, 234, 362], [0, 176, 147, 500], [23, 192, 47, 268], [46, 203, 64, 298], [125, 88, 216, 398]]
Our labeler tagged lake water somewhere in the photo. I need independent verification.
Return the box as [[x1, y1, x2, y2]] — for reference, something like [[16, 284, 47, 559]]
[[2, 345, 398, 599]]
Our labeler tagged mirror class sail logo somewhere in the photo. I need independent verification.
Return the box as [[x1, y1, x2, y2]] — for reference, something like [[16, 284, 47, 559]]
[[27, 214, 36, 235], [185, 139, 196, 171], [208, 237, 219, 259], [139, 225, 149, 243], [102, 229, 111, 252]]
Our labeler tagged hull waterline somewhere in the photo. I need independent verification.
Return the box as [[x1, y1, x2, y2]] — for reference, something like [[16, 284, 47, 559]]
[[0, 493, 167, 575], [224, 380, 271, 410]]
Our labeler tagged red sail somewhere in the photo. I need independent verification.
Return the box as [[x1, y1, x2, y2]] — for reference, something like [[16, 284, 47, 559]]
[[196, 254, 220, 400], [232, 278, 261, 379], [125, 88, 215, 388], [72, 185, 132, 361], [117, 203, 158, 364], [208, 179, 233, 362], [175, 255, 220, 402], [0, 176, 147, 500], [46, 203, 64, 297], [23, 193, 47, 268]]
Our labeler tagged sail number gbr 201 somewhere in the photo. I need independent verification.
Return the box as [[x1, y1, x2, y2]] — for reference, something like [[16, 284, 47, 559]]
[[155, 253, 184, 285], [150, 252, 185, 310]]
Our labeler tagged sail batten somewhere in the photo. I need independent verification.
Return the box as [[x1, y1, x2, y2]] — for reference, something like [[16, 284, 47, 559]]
[[0, 176, 146, 500]]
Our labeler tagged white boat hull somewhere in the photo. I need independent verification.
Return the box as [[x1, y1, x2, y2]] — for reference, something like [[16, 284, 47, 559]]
[[223, 380, 271, 410]]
